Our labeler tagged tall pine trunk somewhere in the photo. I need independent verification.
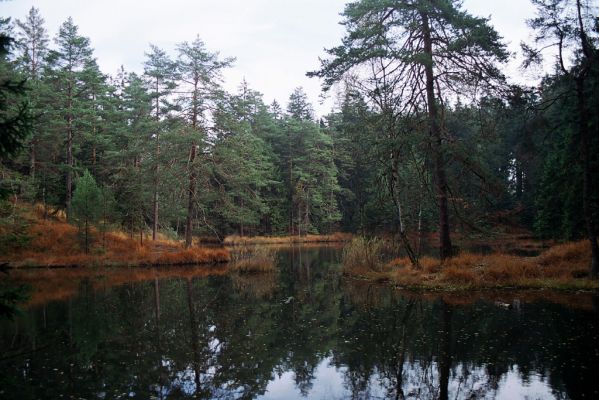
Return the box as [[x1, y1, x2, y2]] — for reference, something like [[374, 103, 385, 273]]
[[152, 78, 160, 241], [30, 139, 36, 179], [185, 83, 199, 248], [421, 10, 452, 260], [185, 143, 196, 248], [66, 82, 73, 221]]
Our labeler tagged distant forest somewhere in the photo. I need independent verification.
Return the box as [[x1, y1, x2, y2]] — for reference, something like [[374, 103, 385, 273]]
[[0, 2, 598, 264]]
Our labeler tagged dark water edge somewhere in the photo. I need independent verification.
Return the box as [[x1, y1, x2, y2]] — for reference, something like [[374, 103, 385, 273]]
[[1, 246, 598, 400]]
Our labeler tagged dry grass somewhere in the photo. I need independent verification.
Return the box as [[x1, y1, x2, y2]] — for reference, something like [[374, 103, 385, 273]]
[[2, 216, 230, 268], [342, 237, 388, 278], [223, 232, 352, 246], [228, 246, 277, 273], [353, 240, 599, 290]]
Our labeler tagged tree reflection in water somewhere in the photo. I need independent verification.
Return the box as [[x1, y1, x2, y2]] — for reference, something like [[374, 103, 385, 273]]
[[1, 246, 598, 399]]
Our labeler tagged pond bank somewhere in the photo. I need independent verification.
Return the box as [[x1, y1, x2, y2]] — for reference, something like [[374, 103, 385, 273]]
[[2, 215, 230, 268], [343, 238, 599, 291], [222, 232, 352, 246]]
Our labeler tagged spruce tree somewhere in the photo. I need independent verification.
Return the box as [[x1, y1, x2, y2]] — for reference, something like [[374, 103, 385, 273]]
[[72, 169, 101, 253]]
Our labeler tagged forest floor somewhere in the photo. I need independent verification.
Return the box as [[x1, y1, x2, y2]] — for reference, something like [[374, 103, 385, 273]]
[[344, 239, 599, 291]]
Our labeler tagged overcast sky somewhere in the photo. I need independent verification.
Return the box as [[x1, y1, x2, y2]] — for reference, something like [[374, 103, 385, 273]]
[[1, 0, 539, 116]]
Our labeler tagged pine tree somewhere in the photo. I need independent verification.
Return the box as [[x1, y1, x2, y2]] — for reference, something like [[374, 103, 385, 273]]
[[143, 45, 177, 240], [110, 72, 153, 241], [211, 83, 278, 236], [15, 7, 48, 79], [14, 7, 48, 179], [310, 0, 508, 259], [175, 36, 233, 247], [45, 17, 95, 220]]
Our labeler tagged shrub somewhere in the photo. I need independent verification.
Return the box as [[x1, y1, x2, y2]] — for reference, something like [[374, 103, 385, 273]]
[[342, 237, 386, 275]]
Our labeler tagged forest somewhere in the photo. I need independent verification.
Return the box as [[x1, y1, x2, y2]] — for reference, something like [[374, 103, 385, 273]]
[[2, 1, 599, 399], [0, 0, 598, 276]]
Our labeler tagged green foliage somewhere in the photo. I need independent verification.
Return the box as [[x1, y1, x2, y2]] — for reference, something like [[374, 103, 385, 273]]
[[0, 18, 31, 158], [72, 170, 101, 251], [0, 5, 598, 250], [72, 170, 101, 225]]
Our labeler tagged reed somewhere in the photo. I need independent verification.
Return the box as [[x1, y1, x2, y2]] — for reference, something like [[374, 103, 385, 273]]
[[228, 246, 277, 273], [342, 237, 388, 276]]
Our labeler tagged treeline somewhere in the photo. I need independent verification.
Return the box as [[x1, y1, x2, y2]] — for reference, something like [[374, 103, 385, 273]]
[[1, 9, 342, 244], [1, 3, 598, 260]]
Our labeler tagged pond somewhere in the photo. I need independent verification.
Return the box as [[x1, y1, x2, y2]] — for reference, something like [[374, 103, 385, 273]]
[[1, 246, 598, 399]]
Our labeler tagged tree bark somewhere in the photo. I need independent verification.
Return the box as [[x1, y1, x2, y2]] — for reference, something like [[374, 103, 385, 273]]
[[515, 159, 523, 200], [185, 143, 197, 248], [185, 79, 200, 248], [152, 78, 160, 241], [30, 140, 36, 179], [66, 83, 73, 221], [391, 152, 420, 268], [421, 9, 452, 260]]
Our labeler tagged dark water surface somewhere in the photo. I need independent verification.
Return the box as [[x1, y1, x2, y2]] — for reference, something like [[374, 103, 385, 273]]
[[1, 247, 598, 399]]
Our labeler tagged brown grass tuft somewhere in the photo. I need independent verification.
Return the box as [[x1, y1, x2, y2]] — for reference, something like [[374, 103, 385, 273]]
[[342, 237, 388, 276], [229, 246, 277, 273], [224, 232, 352, 246], [362, 239, 598, 290]]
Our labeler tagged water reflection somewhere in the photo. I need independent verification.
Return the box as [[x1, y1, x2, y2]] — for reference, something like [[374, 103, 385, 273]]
[[1, 246, 598, 399]]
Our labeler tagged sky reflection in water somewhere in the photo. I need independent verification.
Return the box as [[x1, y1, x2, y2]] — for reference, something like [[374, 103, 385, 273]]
[[1, 246, 598, 399]]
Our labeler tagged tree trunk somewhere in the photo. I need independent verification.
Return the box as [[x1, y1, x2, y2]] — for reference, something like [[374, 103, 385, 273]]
[[391, 152, 420, 268], [185, 143, 197, 248], [65, 77, 73, 221], [30, 139, 36, 179], [421, 10, 452, 260], [576, 79, 599, 277], [66, 115, 73, 220], [152, 185, 158, 241], [289, 136, 294, 235], [185, 80, 200, 248], [515, 159, 523, 200], [84, 219, 89, 254], [152, 78, 160, 241]]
